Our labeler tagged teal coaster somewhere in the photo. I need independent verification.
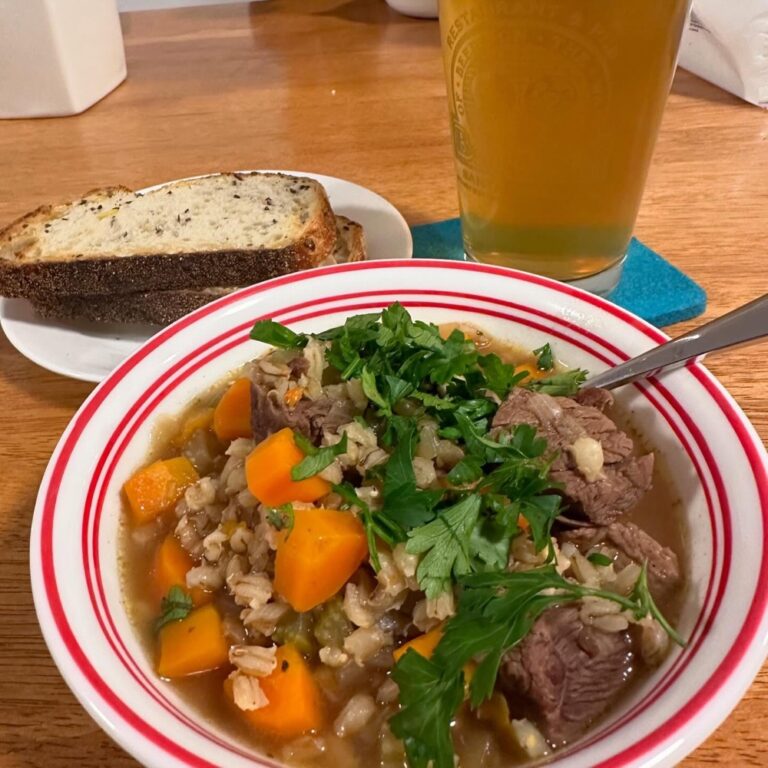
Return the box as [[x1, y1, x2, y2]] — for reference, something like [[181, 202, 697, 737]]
[[411, 218, 706, 328]]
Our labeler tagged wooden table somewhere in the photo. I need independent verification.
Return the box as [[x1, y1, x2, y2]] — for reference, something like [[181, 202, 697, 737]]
[[1, 2, 766, 765]]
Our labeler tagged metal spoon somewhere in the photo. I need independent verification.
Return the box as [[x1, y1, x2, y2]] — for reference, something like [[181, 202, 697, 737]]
[[584, 294, 768, 390]]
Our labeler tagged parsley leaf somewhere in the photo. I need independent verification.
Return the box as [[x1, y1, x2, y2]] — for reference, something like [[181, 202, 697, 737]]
[[266, 503, 294, 531], [381, 419, 443, 528], [250, 305, 563, 445], [468, 517, 511, 571], [533, 343, 554, 371], [249, 319, 308, 349], [628, 562, 685, 646], [423, 329, 481, 385], [454, 414, 546, 465], [453, 411, 507, 462], [154, 585, 193, 632], [447, 455, 484, 486], [361, 366, 390, 413], [406, 494, 482, 598], [475, 425, 560, 554], [384, 375, 415, 404], [519, 494, 561, 553], [389, 651, 464, 768], [321, 313, 381, 379], [478, 353, 528, 398], [588, 551, 613, 567], [292, 430, 317, 455], [316, 311, 381, 342], [291, 433, 348, 481], [332, 481, 405, 570], [411, 390, 454, 410], [529, 368, 588, 396]]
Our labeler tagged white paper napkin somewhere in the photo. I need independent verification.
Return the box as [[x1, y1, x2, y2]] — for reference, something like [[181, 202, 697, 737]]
[[679, 0, 768, 108]]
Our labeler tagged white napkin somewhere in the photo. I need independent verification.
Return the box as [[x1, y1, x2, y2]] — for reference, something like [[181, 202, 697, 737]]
[[678, 0, 768, 108]]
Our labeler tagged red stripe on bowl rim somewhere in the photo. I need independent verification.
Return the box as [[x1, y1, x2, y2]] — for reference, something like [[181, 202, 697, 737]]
[[35, 261, 768, 768], [81, 294, 722, 760]]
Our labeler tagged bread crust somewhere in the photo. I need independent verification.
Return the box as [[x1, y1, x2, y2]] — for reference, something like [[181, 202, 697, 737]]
[[30, 287, 225, 326], [0, 242, 332, 299], [334, 214, 366, 263]]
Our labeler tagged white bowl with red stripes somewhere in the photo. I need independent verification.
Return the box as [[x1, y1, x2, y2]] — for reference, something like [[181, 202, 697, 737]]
[[30, 260, 768, 768]]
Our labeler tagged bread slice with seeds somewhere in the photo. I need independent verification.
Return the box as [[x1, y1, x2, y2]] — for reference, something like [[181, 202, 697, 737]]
[[28, 216, 367, 326], [0, 172, 337, 299]]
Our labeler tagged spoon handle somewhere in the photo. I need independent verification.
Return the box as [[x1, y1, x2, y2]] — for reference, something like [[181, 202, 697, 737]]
[[585, 294, 768, 390]]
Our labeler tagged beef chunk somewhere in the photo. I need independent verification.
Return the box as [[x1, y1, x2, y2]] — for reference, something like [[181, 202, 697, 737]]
[[573, 387, 613, 412], [550, 455, 654, 526], [250, 381, 356, 444], [561, 522, 681, 603], [500, 605, 634, 745], [288, 355, 310, 378], [491, 388, 653, 524]]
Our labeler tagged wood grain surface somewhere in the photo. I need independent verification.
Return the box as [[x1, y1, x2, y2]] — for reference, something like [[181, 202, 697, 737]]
[[0, 1, 766, 765]]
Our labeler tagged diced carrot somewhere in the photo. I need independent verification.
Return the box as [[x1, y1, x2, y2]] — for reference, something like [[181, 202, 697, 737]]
[[124, 456, 199, 526], [225, 644, 323, 738], [152, 534, 210, 607], [213, 378, 253, 441], [274, 507, 368, 612], [156, 603, 229, 678], [172, 406, 215, 447], [245, 427, 330, 507], [517, 514, 530, 532], [284, 386, 304, 408], [393, 625, 444, 662]]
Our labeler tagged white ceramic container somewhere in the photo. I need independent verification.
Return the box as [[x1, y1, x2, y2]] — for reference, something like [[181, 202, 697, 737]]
[[0, 0, 127, 118]]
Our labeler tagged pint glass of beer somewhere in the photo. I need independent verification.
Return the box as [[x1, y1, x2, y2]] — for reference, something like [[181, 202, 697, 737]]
[[439, 0, 690, 291]]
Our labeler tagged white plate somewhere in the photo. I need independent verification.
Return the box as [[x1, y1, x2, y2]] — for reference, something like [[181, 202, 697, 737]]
[[0, 171, 412, 383]]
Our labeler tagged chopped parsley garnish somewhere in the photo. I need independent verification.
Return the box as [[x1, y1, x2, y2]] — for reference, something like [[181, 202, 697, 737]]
[[390, 651, 465, 768], [381, 419, 442, 530], [154, 585, 193, 632], [478, 353, 529, 398], [250, 306, 570, 587], [446, 455, 484, 486], [250, 319, 308, 349], [292, 430, 316, 455], [390, 565, 685, 768], [266, 503, 294, 532], [291, 432, 348, 481], [406, 495, 482, 598], [533, 342, 555, 371], [587, 551, 613, 567], [262, 303, 526, 421], [332, 481, 404, 571], [529, 368, 588, 396]]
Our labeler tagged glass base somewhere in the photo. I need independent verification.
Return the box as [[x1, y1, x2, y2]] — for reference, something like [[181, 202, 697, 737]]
[[564, 254, 626, 296], [461, 252, 626, 297]]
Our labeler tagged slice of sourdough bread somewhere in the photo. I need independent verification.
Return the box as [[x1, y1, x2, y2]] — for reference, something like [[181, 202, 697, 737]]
[[319, 215, 366, 266], [29, 216, 366, 326], [0, 172, 337, 299]]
